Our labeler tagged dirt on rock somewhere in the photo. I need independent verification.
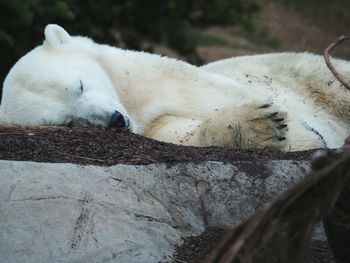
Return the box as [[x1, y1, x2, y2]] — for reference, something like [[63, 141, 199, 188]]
[[172, 229, 335, 263], [0, 125, 313, 166]]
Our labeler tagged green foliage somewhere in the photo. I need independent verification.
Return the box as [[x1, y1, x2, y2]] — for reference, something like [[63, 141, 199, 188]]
[[0, 0, 260, 94]]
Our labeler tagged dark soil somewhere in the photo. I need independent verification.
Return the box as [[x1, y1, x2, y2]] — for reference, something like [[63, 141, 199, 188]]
[[172, 228, 227, 263], [0, 125, 313, 166], [0, 125, 333, 263], [172, 229, 335, 263]]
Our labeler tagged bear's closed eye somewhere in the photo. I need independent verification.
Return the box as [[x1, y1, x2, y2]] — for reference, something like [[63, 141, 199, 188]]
[[79, 80, 84, 93]]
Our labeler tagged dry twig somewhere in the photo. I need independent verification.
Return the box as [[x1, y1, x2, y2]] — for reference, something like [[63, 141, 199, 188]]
[[0, 124, 65, 134], [323, 35, 350, 91], [73, 155, 105, 162]]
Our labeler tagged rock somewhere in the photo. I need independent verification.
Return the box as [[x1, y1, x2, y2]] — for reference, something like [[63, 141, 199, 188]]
[[0, 160, 311, 263]]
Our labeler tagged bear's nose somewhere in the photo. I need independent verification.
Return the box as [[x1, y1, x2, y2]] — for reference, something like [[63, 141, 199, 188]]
[[109, 111, 130, 128]]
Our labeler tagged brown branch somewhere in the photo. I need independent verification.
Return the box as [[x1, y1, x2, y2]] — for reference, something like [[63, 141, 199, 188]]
[[323, 35, 350, 91]]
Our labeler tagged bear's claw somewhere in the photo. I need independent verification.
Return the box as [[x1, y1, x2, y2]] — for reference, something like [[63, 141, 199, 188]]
[[199, 102, 288, 149], [243, 102, 288, 149], [259, 103, 271, 109], [267, 112, 279, 118]]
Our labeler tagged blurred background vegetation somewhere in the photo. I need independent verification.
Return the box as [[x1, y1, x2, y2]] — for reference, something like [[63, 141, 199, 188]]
[[0, 0, 350, 98]]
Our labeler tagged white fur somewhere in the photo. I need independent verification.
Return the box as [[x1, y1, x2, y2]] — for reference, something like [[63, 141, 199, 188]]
[[203, 54, 350, 150], [1, 24, 349, 151]]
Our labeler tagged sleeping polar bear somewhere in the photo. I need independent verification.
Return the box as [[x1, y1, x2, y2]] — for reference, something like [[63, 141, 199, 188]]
[[0, 24, 349, 151]]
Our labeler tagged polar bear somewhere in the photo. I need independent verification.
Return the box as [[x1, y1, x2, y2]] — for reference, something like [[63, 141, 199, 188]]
[[0, 24, 349, 151]]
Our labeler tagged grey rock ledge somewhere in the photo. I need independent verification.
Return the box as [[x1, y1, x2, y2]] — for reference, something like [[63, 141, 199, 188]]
[[0, 159, 312, 263]]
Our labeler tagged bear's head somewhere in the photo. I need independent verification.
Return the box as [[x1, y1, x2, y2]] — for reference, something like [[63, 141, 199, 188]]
[[1, 24, 130, 128]]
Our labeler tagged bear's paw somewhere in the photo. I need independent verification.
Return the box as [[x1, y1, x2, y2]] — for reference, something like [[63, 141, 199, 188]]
[[199, 103, 288, 149]]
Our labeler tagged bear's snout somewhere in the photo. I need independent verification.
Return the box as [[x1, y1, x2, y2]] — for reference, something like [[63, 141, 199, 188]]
[[109, 111, 130, 128]]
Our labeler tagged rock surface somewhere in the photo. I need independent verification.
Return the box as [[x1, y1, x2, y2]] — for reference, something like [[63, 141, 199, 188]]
[[0, 159, 312, 263]]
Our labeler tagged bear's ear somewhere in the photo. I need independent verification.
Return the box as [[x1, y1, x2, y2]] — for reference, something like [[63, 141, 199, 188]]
[[44, 24, 71, 48]]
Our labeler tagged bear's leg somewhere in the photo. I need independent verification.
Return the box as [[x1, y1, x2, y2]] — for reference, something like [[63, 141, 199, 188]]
[[199, 102, 288, 149], [144, 103, 288, 149], [144, 116, 204, 146]]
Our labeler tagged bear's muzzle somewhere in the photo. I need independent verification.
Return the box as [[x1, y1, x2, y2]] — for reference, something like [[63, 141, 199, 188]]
[[109, 111, 130, 128]]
